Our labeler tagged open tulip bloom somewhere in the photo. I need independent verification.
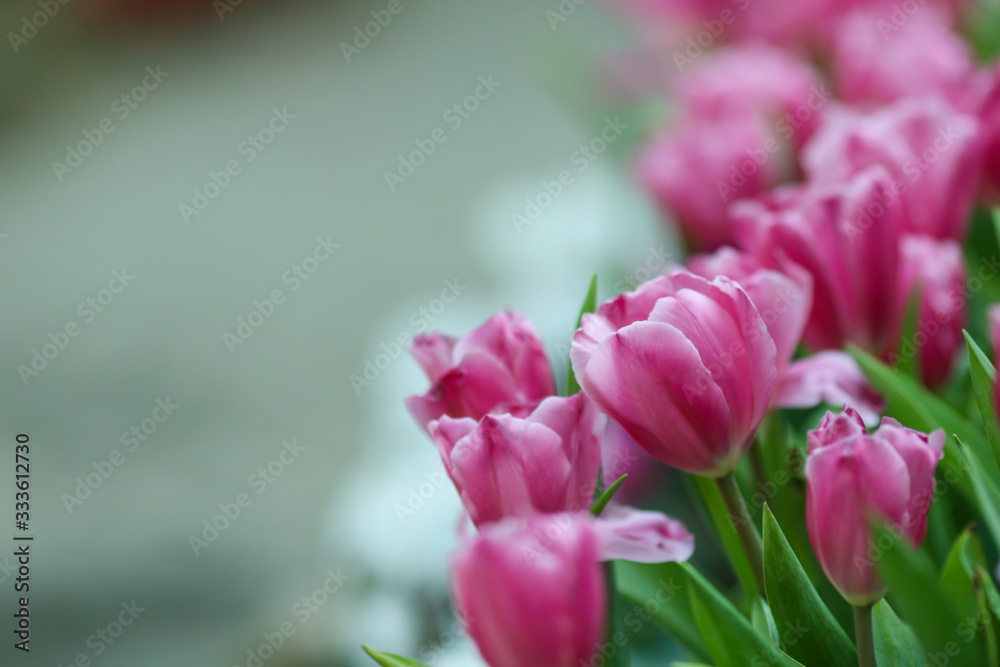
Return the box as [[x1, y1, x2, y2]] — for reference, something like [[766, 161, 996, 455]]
[[364, 7, 1000, 667]]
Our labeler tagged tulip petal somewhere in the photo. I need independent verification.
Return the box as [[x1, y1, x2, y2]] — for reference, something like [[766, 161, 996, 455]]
[[593, 505, 695, 563], [776, 351, 885, 427]]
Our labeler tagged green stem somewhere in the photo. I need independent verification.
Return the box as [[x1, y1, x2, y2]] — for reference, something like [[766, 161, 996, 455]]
[[854, 604, 877, 667], [716, 473, 766, 596], [603, 561, 629, 666]]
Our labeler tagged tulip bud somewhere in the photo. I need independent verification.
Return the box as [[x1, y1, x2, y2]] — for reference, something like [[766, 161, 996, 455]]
[[637, 115, 788, 251], [806, 407, 944, 606], [802, 97, 983, 240], [572, 271, 777, 477], [896, 235, 967, 388], [451, 514, 606, 667], [429, 394, 604, 526], [733, 166, 905, 354], [406, 310, 555, 430]]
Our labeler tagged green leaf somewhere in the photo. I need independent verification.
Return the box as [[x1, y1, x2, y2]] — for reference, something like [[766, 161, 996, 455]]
[[954, 437, 1000, 552], [871, 600, 924, 667], [566, 273, 598, 396], [873, 522, 985, 664], [691, 474, 759, 600], [362, 647, 432, 667], [590, 474, 627, 517], [940, 527, 999, 667], [965, 330, 1000, 471], [614, 561, 711, 662], [762, 506, 856, 667], [684, 563, 802, 667], [751, 596, 779, 645], [894, 283, 923, 382]]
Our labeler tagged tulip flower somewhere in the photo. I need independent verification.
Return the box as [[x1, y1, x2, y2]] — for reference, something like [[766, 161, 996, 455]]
[[451, 514, 606, 667], [429, 394, 604, 526], [637, 115, 790, 251], [830, 8, 982, 111], [806, 407, 944, 607], [406, 310, 555, 430], [733, 166, 905, 354], [572, 270, 777, 477], [802, 97, 982, 239], [674, 42, 826, 147], [688, 246, 884, 423], [894, 235, 967, 388], [980, 65, 1000, 203]]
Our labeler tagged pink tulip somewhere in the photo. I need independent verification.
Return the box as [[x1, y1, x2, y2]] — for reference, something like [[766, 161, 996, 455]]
[[674, 42, 827, 147], [806, 407, 944, 606], [687, 246, 811, 373], [831, 8, 982, 111], [894, 235, 967, 388], [571, 271, 777, 477], [637, 115, 790, 251], [980, 65, 1000, 203], [802, 97, 983, 239], [451, 514, 606, 667], [689, 247, 884, 423], [429, 394, 604, 526], [405, 310, 555, 430], [733, 167, 905, 354], [774, 351, 885, 426]]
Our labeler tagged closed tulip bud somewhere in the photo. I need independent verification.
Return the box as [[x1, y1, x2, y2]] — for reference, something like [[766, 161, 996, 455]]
[[451, 514, 606, 667], [896, 235, 967, 388], [406, 310, 555, 430], [802, 97, 983, 240], [572, 271, 777, 477], [429, 394, 604, 526], [806, 407, 944, 606]]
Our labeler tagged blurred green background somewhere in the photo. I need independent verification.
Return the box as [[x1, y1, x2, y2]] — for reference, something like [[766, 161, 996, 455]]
[[0, 1, 675, 665]]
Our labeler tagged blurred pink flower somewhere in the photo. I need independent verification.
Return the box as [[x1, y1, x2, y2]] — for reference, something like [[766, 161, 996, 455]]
[[803, 98, 983, 239]]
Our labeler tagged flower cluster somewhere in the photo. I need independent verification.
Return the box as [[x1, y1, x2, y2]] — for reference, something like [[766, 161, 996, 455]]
[[363, 4, 1000, 667]]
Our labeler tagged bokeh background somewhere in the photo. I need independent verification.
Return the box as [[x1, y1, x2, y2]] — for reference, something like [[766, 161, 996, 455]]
[[0, 1, 681, 664]]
